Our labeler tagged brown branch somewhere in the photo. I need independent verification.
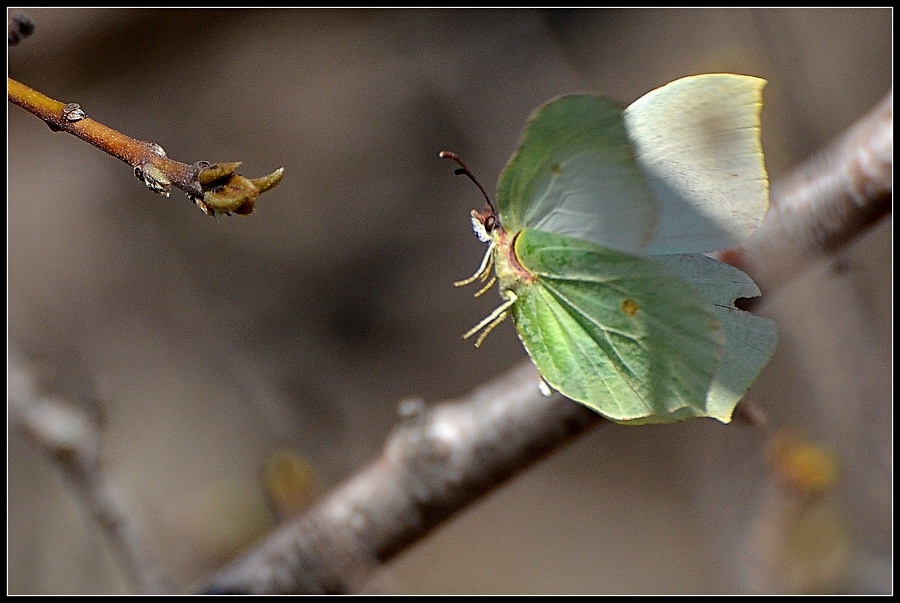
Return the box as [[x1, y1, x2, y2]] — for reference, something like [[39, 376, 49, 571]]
[[8, 350, 173, 595], [203, 362, 600, 594], [7, 77, 284, 218], [200, 91, 893, 594]]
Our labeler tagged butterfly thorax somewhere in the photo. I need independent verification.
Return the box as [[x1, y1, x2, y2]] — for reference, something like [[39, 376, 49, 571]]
[[492, 226, 535, 294]]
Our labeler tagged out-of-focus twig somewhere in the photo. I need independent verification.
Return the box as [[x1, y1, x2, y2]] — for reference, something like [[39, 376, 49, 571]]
[[8, 11, 35, 46], [201, 91, 892, 594], [9, 350, 172, 595], [739, 430, 851, 594]]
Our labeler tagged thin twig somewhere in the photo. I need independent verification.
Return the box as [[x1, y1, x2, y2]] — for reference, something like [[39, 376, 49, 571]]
[[8, 350, 173, 595], [201, 91, 892, 594], [7, 77, 284, 218]]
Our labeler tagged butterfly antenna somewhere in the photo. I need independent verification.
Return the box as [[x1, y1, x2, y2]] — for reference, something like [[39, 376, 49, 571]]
[[439, 151, 496, 214]]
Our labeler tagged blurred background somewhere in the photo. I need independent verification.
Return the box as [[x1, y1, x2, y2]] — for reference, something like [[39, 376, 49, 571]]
[[7, 8, 891, 595]]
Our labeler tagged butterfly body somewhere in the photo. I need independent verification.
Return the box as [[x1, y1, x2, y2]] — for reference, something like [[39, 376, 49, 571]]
[[447, 74, 777, 424]]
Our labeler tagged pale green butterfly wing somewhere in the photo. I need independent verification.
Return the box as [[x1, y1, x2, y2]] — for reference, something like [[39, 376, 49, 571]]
[[510, 228, 724, 423], [496, 95, 656, 255], [624, 73, 769, 254], [461, 76, 774, 424], [654, 253, 778, 421]]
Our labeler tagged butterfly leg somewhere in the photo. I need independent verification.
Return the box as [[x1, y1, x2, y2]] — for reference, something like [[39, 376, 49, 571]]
[[473, 275, 497, 298], [463, 291, 518, 347], [454, 242, 495, 287]]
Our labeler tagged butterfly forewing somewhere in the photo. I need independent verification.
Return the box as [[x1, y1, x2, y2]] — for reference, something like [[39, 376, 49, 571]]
[[496, 95, 657, 255], [624, 74, 769, 255]]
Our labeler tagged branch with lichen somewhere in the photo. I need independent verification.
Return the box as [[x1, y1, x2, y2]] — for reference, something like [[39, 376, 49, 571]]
[[7, 77, 284, 218]]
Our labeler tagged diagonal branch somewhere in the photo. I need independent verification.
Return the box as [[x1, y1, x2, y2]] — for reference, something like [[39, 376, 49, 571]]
[[204, 363, 599, 594], [201, 90, 892, 594]]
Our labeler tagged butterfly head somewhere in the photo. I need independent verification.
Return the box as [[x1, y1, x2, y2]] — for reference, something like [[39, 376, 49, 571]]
[[470, 205, 499, 242], [440, 150, 501, 242]]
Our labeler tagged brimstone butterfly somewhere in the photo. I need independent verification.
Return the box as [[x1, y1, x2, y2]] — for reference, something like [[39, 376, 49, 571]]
[[443, 73, 777, 424]]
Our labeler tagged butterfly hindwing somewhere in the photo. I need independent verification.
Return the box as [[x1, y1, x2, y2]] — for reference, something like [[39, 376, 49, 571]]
[[653, 253, 778, 421], [510, 229, 724, 423]]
